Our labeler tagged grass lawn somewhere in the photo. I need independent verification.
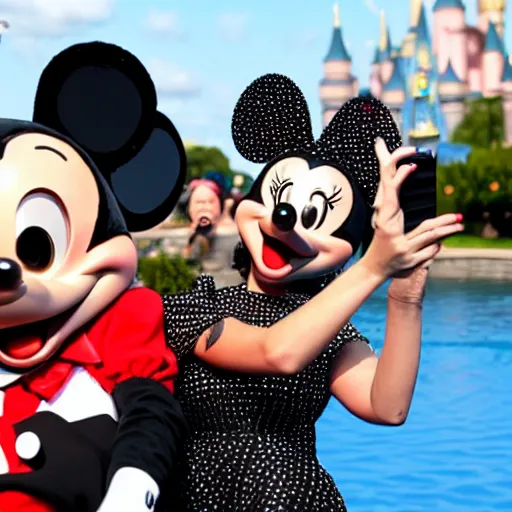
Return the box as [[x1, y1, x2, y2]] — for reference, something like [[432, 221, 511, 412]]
[[443, 234, 512, 249]]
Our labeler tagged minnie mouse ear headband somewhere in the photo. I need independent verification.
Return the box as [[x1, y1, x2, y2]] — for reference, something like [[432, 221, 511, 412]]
[[32, 41, 187, 232], [231, 73, 402, 208]]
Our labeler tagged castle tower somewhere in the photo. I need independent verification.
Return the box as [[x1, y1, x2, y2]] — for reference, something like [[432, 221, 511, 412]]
[[378, 10, 394, 85], [370, 47, 382, 99], [432, 0, 467, 81], [406, 1, 442, 148], [438, 59, 468, 137], [482, 21, 505, 96], [478, 0, 506, 37], [401, 0, 421, 61], [502, 56, 512, 146], [381, 56, 406, 130], [319, 3, 357, 128]]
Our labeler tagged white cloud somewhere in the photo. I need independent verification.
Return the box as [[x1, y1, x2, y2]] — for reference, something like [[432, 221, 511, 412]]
[[0, 0, 114, 38], [362, 0, 379, 16], [148, 58, 201, 98], [216, 12, 250, 43], [144, 8, 184, 39]]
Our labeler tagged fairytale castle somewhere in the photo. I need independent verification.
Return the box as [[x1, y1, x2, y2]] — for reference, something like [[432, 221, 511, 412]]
[[319, 0, 512, 147]]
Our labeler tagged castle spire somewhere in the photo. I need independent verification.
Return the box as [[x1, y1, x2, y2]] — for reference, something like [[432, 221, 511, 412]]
[[333, 3, 340, 28], [323, 4, 351, 62], [410, 0, 422, 28], [379, 10, 387, 51], [484, 21, 505, 54]]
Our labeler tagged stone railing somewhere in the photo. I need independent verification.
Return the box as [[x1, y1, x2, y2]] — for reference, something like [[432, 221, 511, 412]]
[[133, 229, 512, 282], [430, 247, 512, 281]]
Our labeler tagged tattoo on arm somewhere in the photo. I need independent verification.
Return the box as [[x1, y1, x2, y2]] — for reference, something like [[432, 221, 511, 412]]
[[205, 319, 225, 350]]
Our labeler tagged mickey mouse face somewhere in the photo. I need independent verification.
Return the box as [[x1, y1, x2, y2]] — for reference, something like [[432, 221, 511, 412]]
[[0, 42, 186, 384], [235, 153, 365, 283], [261, 156, 354, 235], [231, 74, 401, 286]]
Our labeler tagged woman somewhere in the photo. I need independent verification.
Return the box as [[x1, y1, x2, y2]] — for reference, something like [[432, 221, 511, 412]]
[[163, 75, 463, 511]]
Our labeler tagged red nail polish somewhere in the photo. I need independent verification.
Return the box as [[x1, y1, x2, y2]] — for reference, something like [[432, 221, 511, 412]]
[[456, 213, 464, 222]]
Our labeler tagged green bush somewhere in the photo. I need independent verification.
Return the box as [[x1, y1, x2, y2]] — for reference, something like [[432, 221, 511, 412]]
[[138, 253, 198, 295], [437, 146, 512, 237]]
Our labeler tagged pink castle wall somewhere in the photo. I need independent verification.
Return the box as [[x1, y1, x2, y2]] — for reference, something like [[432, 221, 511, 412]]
[[380, 60, 394, 85], [370, 65, 382, 99], [434, 8, 468, 81], [502, 84, 512, 147], [324, 61, 351, 79], [466, 28, 483, 92]]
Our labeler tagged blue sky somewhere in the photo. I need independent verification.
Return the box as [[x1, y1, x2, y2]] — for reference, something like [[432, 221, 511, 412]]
[[0, 0, 510, 177]]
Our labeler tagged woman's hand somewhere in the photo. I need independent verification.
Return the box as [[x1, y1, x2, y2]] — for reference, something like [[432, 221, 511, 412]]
[[360, 138, 464, 280]]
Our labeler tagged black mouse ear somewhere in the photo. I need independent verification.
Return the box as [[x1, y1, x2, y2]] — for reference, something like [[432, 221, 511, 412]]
[[106, 111, 187, 232], [231, 74, 315, 164], [316, 96, 402, 206], [33, 41, 157, 171]]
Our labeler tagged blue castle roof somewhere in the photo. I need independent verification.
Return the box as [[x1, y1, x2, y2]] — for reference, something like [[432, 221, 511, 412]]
[[415, 3, 431, 47], [372, 46, 380, 64], [484, 22, 504, 54], [439, 60, 463, 83], [324, 27, 351, 62], [383, 59, 405, 92], [502, 56, 512, 82], [433, 0, 465, 11]]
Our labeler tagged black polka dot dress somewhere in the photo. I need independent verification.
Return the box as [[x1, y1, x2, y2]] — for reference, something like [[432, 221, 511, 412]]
[[163, 274, 369, 511]]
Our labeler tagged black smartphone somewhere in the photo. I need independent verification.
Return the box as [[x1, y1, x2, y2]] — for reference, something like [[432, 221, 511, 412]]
[[397, 149, 437, 233]]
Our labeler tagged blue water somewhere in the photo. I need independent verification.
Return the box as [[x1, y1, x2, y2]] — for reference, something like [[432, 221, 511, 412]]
[[317, 279, 512, 512]]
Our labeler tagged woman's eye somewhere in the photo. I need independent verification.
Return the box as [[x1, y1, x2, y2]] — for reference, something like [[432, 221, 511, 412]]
[[15, 192, 69, 273]]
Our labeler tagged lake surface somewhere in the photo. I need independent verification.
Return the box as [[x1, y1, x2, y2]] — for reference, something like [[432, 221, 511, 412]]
[[317, 279, 512, 512]]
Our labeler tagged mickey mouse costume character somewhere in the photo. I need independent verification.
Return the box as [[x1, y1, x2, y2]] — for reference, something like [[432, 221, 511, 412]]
[[163, 75, 463, 510], [0, 42, 189, 511]]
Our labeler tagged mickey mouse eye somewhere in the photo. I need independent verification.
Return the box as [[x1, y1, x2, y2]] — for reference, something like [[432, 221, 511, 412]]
[[301, 190, 340, 230], [15, 192, 69, 273]]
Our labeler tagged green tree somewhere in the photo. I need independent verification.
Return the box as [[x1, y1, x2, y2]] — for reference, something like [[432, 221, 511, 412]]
[[186, 145, 232, 182], [137, 253, 197, 294], [451, 97, 504, 148], [437, 146, 512, 236]]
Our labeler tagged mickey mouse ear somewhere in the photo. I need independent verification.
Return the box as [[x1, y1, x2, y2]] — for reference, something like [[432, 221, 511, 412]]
[[33, 41, 157, 170], [108, 111, 187, 232], [232, 74, 315, 164], [316, 97, 402, 205]]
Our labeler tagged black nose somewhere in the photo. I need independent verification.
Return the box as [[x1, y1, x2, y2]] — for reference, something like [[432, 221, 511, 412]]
[[0, 258, 22, 291], [272, 203, 297, 232]]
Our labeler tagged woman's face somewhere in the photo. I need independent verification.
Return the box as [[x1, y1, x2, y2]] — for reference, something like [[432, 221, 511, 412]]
[[188, 184, 222, 227]]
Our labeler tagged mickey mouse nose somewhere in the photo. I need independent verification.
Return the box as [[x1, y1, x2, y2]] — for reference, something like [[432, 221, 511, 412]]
[[272, 203, 297, 232], [0, 258, 22, 291]]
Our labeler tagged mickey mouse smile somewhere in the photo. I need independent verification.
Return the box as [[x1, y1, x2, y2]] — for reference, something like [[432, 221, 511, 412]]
[[1, 320, 48, 360]]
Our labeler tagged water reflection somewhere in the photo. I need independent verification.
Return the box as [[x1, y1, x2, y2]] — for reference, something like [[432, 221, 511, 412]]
[[317, 279, 512, 511]]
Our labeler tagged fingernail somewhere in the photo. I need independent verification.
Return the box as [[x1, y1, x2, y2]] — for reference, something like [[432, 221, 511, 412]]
[[456, 213, 464, 222]]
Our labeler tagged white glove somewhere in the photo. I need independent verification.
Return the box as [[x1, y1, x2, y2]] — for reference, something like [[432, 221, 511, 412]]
[[96, 467, 160, 512]]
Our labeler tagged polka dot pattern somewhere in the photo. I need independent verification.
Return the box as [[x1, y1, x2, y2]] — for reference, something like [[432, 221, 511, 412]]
[[316, 96, 402, 205], [163, 274, 369, 511], [232, 74, 316, 164], [231, 74, 402, 206]]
